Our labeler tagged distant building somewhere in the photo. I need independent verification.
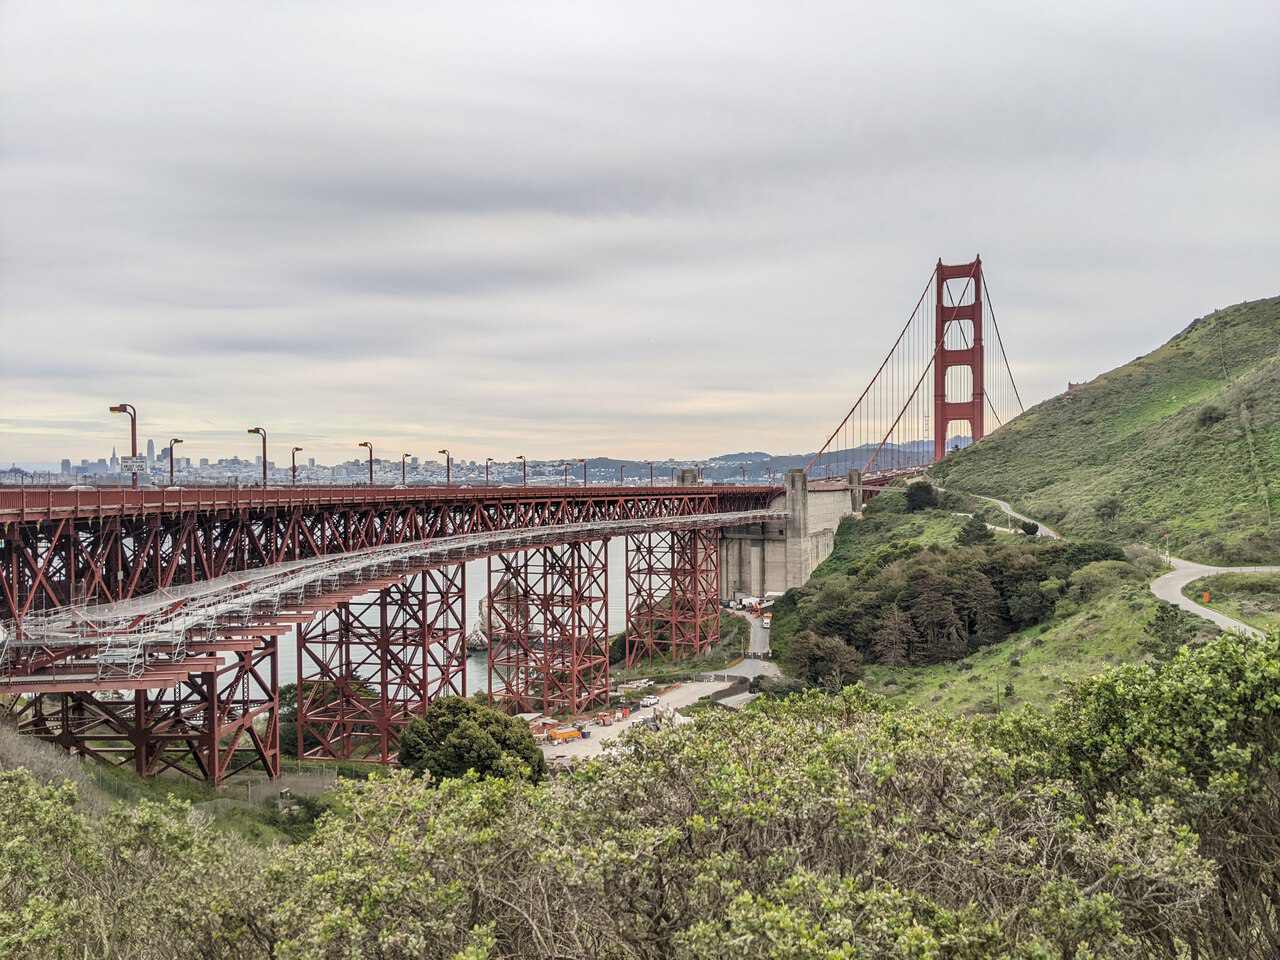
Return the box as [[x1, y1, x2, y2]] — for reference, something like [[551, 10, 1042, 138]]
[[308, 457, 316, 467], [109, 447, 119, 471], [146, 438, 156, 465], [60, 458, 72, 474], [199, 457, 210, 468]]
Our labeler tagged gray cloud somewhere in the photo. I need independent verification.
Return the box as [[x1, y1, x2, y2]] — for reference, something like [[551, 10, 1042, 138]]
[[2, 0, 1278, 466]]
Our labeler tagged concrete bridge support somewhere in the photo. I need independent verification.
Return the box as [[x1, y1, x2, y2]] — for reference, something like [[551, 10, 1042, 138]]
[[721, 468, 863, 598]]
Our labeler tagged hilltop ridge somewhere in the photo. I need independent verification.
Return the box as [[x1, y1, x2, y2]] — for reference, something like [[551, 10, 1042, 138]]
[[934, 296, 1280, 563]]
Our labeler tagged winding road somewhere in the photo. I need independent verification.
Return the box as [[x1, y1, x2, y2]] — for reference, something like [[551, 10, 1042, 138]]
[[1150, 559, 1280, 640], [958, 487, 1276, 638]]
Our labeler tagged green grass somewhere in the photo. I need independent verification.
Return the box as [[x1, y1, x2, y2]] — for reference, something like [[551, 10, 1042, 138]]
[[932, 296, 1280, 564], [862, 582, 1168, 715], [1184, 573, 1280, 632]]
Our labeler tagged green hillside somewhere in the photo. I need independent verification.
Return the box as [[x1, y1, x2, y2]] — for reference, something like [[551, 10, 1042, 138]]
[[934, 296, 1280, 563]]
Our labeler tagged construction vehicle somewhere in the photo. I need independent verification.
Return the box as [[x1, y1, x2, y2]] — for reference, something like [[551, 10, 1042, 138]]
[[547, 727, 582, 743]]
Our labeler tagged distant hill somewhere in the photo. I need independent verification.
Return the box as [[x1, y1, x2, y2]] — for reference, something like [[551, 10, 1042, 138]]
[[933, 296, 1280, 563]]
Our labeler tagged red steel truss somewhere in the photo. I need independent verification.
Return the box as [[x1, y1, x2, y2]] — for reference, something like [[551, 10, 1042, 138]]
[[296, 564, 466, 763], [11, 636, 278, 786], [623, 531, 673, 667], [487, 539, 610, 715], [933, 257, 984, 461], [624, 527, 720, 666], [0, 484, 776, 624]]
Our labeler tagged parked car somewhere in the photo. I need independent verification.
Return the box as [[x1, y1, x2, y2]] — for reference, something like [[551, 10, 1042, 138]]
[[639, 694, 660, 708]]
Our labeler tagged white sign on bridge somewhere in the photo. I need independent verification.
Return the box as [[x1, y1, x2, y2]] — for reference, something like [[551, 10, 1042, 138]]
[[118, 456, 147, 472]]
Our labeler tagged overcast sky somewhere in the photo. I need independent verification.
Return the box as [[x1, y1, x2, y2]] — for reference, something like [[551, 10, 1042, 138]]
[[2, 1, 1277, 467]]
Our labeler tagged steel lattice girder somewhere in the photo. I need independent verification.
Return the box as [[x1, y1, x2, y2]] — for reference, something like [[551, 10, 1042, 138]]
[[623, 528, 720, 665], [487, 539, 610, 715], [0, 486, 777, 623], [623, 531, 673, 667], [10, 636, 279, 787], [295, 564, 466, 763], [668, 528, 721, 659]]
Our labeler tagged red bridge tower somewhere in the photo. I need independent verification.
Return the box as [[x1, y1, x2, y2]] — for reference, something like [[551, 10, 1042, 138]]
[[933, 257, 984, 461]]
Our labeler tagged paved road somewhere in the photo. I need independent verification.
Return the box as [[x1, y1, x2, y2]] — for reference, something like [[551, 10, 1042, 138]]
[[1150, 559, 1280, 640], [942, 487, 1280, 638], [541, 680, 728, 761], [966, 493, 1060, 539], [722, 611, 781, 680]]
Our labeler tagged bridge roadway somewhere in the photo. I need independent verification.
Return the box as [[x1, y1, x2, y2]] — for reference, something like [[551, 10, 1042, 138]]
[[1, 506, 786, 691], [0, 482, 780, 623]]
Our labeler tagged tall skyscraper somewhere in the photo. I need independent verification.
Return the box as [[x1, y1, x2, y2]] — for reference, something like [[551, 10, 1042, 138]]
[[110, 447, 119, 471], [60, 458, 72, 474], [146, 438, 156, 465]]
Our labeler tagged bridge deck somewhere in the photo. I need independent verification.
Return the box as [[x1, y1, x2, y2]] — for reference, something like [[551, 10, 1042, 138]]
[[0, 483, 782, 523]]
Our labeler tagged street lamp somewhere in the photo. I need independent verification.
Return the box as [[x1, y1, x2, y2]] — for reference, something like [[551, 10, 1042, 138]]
[[401, 452, 411, 486], [516, 455, 527, 486], [291, 447, 303, 485], [438, 449, 451, 486], [579, 458, 587, 487], [247, 427, 267, 486], [167, 438, 183, 486], [562, 461, 569, 486], [618, 463, 624, 485], [485, 457, 494, 486], [645, 459, 654, 486], [741, 465, 747, 484], [108, 403, 138, 489], [358, 441, 373, 485]]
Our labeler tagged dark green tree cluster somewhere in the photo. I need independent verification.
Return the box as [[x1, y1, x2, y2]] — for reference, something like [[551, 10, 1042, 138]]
[[398, 695, 546, 784], [4, 631, 1280, 958], [784, 538, 1124, 668]]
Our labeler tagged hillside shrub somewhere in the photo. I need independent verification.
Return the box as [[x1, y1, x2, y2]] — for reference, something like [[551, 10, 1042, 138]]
[[8, 635, 1280, 958]]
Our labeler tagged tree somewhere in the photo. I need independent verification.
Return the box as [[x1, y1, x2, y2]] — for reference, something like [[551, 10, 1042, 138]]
[[1094, 496, 1122, 525], [1140, 602, 1194, 660], [398, 696, 546, 784], [870, 606, 917, 666], [904, 480, 938, 512], [1019, 520, 1039, 536], [788, 631, 865, 689], [956, 515, 993, 545]]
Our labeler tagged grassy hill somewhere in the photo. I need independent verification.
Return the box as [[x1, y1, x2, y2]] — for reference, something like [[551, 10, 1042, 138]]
[[933, 296, 1280, 563]]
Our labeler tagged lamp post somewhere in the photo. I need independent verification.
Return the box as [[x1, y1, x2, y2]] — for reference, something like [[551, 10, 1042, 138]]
[[167, 438, 183, 486], [247, 427, 267, 486], [579, 458, 587, 487], [291, 447, 303, 485], [401, 453, 411, 486], [562, 462, 569, 486], [108, 403, 138, 488], [358, 441, 373, 485], [741, 465, 747, 484], [646, 460, 654, 486], [485, 457, 494, 486], [618, 463, 624, 485], [516, 455, 527, 486], [438, 449, 451, 486]]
